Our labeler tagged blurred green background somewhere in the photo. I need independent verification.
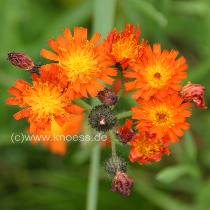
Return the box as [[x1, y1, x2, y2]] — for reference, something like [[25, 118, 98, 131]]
[[0, 0, 210, 209]]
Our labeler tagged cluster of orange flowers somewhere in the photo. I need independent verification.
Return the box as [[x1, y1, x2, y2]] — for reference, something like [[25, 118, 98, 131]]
[[7, 23, 206, 195]]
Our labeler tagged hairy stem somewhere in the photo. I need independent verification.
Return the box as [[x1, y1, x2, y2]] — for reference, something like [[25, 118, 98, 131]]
[[74, 99, 92, 110], [109, 130, 117, 157], [86, 144, 100, 210], [116, 110, 132, 119], [86, 0, 116, 209]]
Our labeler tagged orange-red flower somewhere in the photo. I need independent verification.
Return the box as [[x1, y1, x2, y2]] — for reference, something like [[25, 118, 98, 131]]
[[116, 119, 135, 144], [6, 68, 84, 154], [40, 27, 117, 99], [129, 132, 170, 164], [102, 23, 146, 69], [125, 44, 187, 100], [132, 94, 191, 142], [181, 82, 207, 109]]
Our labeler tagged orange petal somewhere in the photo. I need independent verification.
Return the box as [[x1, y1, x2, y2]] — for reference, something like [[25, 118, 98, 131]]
[[74, 27, 87, 45], [40, 49, 59, 61], [90, 32, 101, 45], [13, 108, 31, 120], [6, 97, 20, 105], [48, 38, 59, 52], [8, 87, 22, 97]]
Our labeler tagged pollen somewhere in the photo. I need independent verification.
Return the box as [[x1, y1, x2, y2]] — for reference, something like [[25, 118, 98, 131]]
[[111, 35, 139, 63], [149, 105, 173, 127], [145, 63, 171, 88], [59, 44, 99, 82], [23, 82, 65, 119]]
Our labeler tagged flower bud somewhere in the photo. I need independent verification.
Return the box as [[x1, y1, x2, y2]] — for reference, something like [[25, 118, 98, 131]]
[[116, 119, 135, 144], [111, 172, 134, 196], [104, 156, 127, 177], [8, 52, 35, 70], [181, 82, 207, 109], [88, 105, 116, 131], [97, 88, 118, 106]]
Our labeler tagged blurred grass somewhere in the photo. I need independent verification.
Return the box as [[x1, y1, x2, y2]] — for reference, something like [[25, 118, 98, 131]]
[[0, 0, 210, 210]]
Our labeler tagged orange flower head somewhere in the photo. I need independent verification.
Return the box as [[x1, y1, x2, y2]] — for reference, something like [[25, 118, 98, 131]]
[[103, 24, 145, 69], [129, 132, 170, 164], [6, 70, 84, 154], [40, 27, 117, 98], [125, 44, 187, 100], [132, 94, 191, 142]]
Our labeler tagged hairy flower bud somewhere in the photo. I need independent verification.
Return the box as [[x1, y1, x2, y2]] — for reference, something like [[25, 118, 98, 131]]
[[181, 82, 207, 109], [111, 172, 134, 196], [7, 52, 40, 75], [97, 88, 118, 106], [104, 156, 127, 177], [8, 52, 34, 70], [88, 105, 116, 131]]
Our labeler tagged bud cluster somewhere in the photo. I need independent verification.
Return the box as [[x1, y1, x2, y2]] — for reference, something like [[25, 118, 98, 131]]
[[104, 155, 133, 196]]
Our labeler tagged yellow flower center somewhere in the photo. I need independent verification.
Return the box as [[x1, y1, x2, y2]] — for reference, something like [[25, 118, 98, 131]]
[[59, 44, 99, 82], [24, 82, 65, 119], [134, 138, 160, 157], [145, 62, 172, 88], [150, 104, 174, 127], [112, 35, 139, 62]]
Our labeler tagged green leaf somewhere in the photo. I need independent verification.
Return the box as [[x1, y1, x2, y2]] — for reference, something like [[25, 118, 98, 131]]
[[92, 0, 117, 36], [196, 178, 210, 210], [183, 131, 197, 163], [156, 165, 200, 184], [129, 0, 168, 27], [133, 170, 192, 210], [169, 1, 208, 16]]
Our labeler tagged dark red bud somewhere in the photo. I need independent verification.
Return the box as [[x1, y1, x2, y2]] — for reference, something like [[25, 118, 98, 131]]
[[8, 52, 35, 70], [97, 88, 118, 106], [111, 172, 134, 196]]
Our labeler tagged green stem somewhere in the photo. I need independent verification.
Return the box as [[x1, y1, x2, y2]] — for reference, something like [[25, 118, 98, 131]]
[[86, 144, 100, 210], [74, 99, 92, 110], [86, 0, 116, 209], [109, 130, 117, 157], [116, 110, 132, 119]]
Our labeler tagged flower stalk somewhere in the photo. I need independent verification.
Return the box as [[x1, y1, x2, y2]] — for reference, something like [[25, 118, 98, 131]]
[[86, 0, 117, 209], [116, 110, 132, 120]]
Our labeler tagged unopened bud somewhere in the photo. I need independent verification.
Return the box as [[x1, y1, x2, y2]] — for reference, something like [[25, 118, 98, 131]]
[[104, 156, 127, 177], [88, 105, 116, 132], [97, 88, 118, 106], [7, 52, 40, 75], [8, 52, 34, 69], [111, 172, 134, 196], [181, 82, 207, 109]]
